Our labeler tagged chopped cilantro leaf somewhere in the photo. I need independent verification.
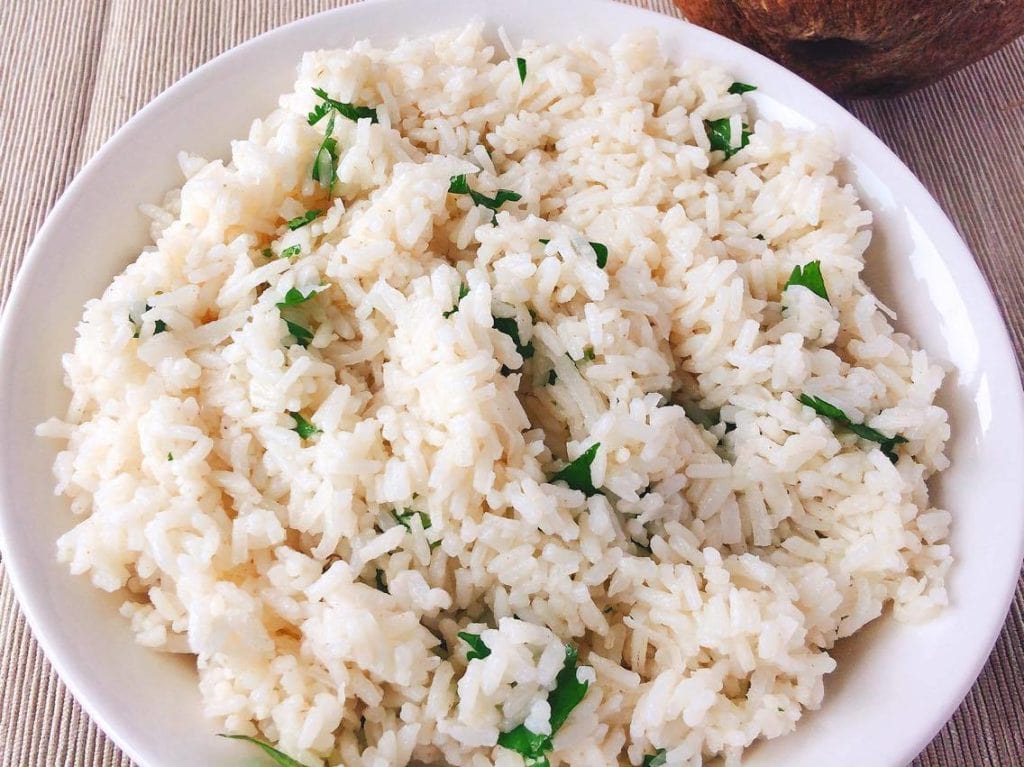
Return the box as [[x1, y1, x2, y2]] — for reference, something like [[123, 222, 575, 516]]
[[497, 644, 589, 766], [458, 631, 492, 661], [392, 508, 441, 549], [704, 117, 751, 159], [443, 283, 469, 318], [448, 174, 522, 212], [728, 81, 757, 94], [308, 87, 378, 125], [311, 112, 338, 188], [548, 645, 589, 732], [131, 303, 166, 338], [392, 508, 432, 532], [448, 174, 471, 195], [374, 568, 388, 593], [799, 394, 908, 463], [643, 749, 668, 767], [167, 452, 173, 461], [280, 244, 301, 259], [784, 260, 829, 301], [218, 734, 308, 767], [550, 443, 601, 496], [288, 411, 321, 440], [286, 209, 322, 230], [493, 316, 534, 361], [517, 57, 527, 84], [262, 247, 274, 259], [540, 238, 607, 268], [284, 319, 314, 348], [276, 287, 318, 309]]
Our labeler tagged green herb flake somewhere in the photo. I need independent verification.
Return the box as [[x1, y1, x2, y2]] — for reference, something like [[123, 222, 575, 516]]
[[311, 112, 338, 188], [539, 238, 550, 245], [497, 644, 589, 767], [799, 394, 908, 463], [167, 452, 173, 461], [286, 209, 322, 231], [308, 87, 379, 125], [458, 631, 492, 662], [289, 411, 321, 440], [448, 174, 522, 212], [728, 81, 757, 94], [218, 734, 309, 767], [262, 247, 274, 259], [443, 283, 470, 318], [131, 303, 166, 338], [449, 174, 471, 195], [393, 508, 432, 532], [589, 241, 609, 269], [582, 347, 596, 362], [516, 57, 527, 84], [284, 319, 314, 348], [276, 287, 318, 309], [784, 260, 829, 302], [643, 749, 668, 767], [550, 442, 601, 496], [280, 244, 302, 259], [392, 508, 441, 549], [493, 316, 535, 362], [374, 568, 388, 593], [547, 369, 557, 385], [704, 117, 751, 160]]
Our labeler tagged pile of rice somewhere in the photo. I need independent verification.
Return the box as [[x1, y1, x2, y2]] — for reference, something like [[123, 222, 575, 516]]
[[39, 23, 952, 767]]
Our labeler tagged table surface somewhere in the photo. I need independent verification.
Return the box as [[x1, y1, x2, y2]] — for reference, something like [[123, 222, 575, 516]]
[[0, 1, 1021, 765]]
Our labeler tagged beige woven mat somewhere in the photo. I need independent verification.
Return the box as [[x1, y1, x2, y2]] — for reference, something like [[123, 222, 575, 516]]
[[0, 1, 1021, 764]]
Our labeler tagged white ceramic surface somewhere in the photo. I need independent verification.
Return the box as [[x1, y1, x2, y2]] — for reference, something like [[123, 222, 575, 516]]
[[1, 1, 1022, 766]]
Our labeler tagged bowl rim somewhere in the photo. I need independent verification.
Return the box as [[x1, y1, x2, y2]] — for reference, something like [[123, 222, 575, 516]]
[[1, 1, 1022, 765]]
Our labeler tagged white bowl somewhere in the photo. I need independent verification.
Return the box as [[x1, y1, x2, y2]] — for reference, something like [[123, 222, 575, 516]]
[[1, 1, 1021, 765]]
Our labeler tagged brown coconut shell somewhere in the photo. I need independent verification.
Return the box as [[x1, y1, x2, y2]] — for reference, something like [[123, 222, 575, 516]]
[[673, 0, 1024, 98]]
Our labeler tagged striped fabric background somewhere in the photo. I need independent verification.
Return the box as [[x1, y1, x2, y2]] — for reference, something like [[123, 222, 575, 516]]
[[0, 1, 1021, 765]]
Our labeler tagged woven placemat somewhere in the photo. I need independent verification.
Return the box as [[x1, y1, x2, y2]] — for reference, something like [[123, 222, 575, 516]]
[[1, 1, 1021, 764]]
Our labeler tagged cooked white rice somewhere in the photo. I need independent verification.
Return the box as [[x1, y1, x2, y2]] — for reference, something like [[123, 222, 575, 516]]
[[38, 23, 952, 767]]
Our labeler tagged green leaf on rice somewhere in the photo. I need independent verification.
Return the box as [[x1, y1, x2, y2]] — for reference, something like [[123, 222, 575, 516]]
[[703, 117, 751, 159], [285, 209, 322, 230], [549, 443, 601, 496], [784, 260, 829, 301], [443, 282, 470, 318], [288, 411, 321, 440], [727, 81, 757, 94], [493, 315, 535, 363], [308, 87, 378, 125], [457, 631, 492, 661], [311, 112, 338, 188], [392, 508, 441, 549], [275, 287, 318, 309], [643, 748, 668, 767], [284, 320, 314, 348], [448, 174, 523, 211], [218, 734, 310, 767], [497, 644, 589, 766], [798, 394, 908, 463]]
